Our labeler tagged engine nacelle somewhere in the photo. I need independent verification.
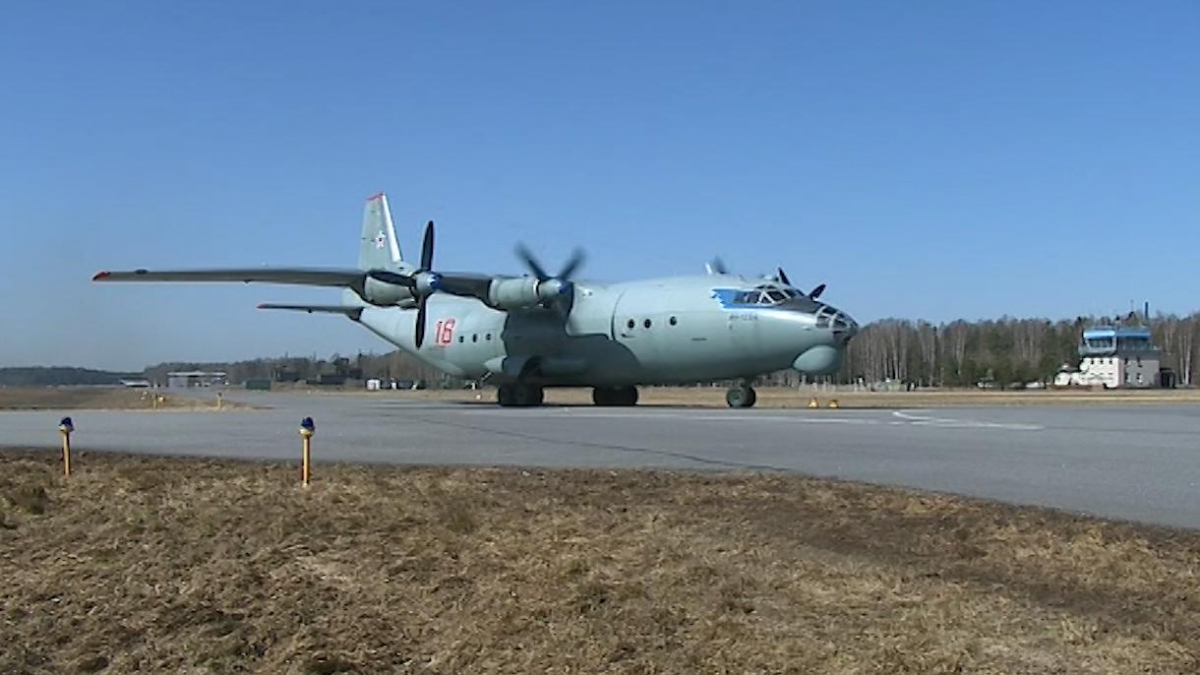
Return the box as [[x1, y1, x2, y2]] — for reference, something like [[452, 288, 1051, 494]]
[[487, 277, 542, 310], [360, 276, 414, 307]]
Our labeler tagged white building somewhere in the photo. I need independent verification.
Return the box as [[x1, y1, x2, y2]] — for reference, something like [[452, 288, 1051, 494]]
[[1056, 327, 1160, 389]]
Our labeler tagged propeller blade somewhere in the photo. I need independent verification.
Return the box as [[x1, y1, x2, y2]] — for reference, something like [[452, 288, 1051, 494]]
[[414, 295, 429, 349], [777, 267, 791, 286], [516, 244, 550, 281], [711, 257, 728, 275], [558, 247, 585, 281], [809, 283, 826, 300], [420, 221, 435, 271]]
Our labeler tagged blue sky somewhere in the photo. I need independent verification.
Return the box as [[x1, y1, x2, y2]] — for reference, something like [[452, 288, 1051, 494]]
[[2, 2, 1197, 369]]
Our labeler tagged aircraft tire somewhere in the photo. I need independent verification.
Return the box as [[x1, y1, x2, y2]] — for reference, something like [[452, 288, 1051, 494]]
[[514, 384, 544, 407], [500, 383, 544, 407], [592, 386, 637, 406], [726, 386, 757, 408]]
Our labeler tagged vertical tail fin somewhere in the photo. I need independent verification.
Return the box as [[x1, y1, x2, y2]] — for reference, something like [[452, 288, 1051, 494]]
[[359, 192, 404, 271]]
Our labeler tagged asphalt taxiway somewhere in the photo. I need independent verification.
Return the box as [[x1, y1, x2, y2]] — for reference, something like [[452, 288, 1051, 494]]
[[2, 392, 1199, 529]]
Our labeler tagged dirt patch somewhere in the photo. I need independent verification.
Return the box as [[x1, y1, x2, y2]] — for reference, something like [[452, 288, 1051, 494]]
[[0, 388, 242, 411], [2, 449, 1198, 673]]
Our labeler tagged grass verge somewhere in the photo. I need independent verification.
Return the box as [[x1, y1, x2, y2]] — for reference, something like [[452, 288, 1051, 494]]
[[2, 449, 1198, 674], [0, 388, 239, 411]]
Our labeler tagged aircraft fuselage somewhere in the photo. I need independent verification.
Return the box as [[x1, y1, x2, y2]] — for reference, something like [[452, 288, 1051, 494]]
[[357, 274, 857, 386]]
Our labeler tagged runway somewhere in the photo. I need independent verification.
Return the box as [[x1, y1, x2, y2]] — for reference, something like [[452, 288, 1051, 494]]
[[2, 391, 1199, 529]]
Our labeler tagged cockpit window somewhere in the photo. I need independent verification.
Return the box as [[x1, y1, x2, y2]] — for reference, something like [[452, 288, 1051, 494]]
[[733, 286, 796, 306]]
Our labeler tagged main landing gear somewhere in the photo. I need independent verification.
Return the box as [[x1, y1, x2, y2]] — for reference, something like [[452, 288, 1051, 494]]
[[497, 383, 544, 407], [592, 386, 639, 406], [725, 384, 757, 408]]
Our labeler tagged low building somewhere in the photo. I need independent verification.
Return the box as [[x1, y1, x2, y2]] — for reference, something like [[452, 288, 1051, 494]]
[[166, 371, 228, 389], [1065, 327, 1161, 389]]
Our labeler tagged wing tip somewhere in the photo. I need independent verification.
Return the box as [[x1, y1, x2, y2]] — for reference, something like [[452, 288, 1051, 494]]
[[92, 271, 111, 281]]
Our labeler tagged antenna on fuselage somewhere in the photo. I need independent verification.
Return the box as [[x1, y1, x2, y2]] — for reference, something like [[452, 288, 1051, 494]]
[[705, 257, 728, 275]]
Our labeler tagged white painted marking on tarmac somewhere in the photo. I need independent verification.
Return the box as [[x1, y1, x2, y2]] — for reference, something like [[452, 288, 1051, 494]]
[[892, 410, 1043, 431], [457, 407, 1043, 432], [461, 408, 882, 424]]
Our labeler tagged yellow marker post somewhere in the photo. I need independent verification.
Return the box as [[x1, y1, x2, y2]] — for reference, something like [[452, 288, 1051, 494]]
[[299, 417, 315, 487], [828, 399, 840, 409], [808, 397, 820, 409], [58, 417, 74, 477], [216, 392, 223, 410]]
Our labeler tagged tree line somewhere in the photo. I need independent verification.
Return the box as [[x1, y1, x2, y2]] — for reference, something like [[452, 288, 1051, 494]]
[[143, 351, 449, 388], [828, 313, 1200, 388]]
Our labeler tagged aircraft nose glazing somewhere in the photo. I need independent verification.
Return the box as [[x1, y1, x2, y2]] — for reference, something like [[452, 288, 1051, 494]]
[[832, 311, 858, 343]]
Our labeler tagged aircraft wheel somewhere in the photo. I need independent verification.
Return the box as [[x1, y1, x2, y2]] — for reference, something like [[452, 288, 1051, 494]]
[[726, 385, 757, 408], [498, 384, 517, 407], [514, 384, 544, 407], [592, 387, 615, 406], [593, 386, 636, 406]]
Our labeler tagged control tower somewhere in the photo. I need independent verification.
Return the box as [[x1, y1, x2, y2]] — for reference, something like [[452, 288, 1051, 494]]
[[1076, 326, 1161, 388]]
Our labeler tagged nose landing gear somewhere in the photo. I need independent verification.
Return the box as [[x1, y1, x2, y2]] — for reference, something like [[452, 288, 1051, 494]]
[[725, 384, 757, 408]]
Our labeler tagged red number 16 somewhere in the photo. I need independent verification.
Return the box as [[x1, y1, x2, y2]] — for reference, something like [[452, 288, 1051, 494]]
[[434, 319, 456, 346]]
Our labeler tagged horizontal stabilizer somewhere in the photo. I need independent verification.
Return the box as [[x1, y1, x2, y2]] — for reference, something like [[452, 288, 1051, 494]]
[[256, 304, 364, 320], [93, 268, 364, 288]]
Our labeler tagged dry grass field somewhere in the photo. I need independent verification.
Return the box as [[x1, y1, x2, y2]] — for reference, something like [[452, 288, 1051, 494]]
[[0, 388, 234, 412], [2, 450, 1198, 674]]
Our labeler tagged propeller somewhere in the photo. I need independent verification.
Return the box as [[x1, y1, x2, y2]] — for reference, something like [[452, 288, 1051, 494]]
[[516, 244, 585, 300], [411, 221, 441, 348], [364, 221, 441, 348], [709, 257, 729, 275], [776, 266, 826, 300]]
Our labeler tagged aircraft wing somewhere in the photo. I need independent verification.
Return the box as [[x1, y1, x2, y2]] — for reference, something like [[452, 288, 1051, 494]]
[[437, 272, 495, 300], [93, 267, 365, 288], [257, 303, 364, 320], [94, 267, 553, 312]]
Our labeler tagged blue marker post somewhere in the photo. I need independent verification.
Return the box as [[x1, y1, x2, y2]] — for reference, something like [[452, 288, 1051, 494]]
[[58, 417, 74, 477], [299, 417, 315, 487]]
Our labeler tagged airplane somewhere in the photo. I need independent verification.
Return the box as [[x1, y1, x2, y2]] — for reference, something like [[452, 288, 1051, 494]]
[[94, 193, 858, 407]]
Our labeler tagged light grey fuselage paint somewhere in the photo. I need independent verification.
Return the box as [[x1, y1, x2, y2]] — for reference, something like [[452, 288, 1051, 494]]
[[357, 274, 855, 386]]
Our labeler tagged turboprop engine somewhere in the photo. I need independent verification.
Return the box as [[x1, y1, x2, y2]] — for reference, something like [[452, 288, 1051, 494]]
[[486, 276, 569, 310], [360, 275, 415, 306], [482, 245, 585, 310]]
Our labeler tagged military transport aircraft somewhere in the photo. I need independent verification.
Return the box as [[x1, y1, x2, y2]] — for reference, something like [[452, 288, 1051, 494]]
[[94, 193, 857, 407]]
